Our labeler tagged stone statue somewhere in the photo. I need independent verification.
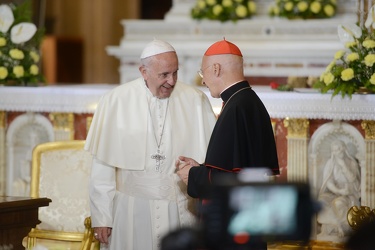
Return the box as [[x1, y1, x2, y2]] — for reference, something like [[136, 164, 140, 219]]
[[317, 140, 361, 240], [12, 132, 38, 196]]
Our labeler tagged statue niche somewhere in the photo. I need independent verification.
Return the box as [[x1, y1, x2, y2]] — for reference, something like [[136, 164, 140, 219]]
[[317, 139, 361, 238], [308, 121, 365, 243], [6, 113, 54, 196]]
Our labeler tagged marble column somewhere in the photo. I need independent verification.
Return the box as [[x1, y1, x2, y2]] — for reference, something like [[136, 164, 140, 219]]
[[284, 118, 310, 182], [0, 112, 5, 195], [361, 120, 375, 208], [49, 113, 75, 141]]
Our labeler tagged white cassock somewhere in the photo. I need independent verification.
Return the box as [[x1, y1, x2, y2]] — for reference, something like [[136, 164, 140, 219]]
[[85, 78, 216, 250]]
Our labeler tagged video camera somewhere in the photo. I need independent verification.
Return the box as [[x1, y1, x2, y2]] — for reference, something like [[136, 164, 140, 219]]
[[200, 170, 316, 249]]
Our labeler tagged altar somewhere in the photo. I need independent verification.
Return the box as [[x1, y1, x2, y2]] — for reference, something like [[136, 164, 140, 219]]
[[107, 0, 357, 85]]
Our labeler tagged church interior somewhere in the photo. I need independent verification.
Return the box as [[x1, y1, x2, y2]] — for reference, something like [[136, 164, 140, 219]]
[[1, 0, 375, 249]]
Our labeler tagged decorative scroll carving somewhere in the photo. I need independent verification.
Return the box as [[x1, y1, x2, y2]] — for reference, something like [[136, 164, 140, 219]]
[[361, 120, 375, 139], [284, 118, 309, 138], [347, 205, 375, 231]]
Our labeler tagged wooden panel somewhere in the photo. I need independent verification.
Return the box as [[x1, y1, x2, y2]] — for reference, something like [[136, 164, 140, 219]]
[[0, 197, 51, 250]]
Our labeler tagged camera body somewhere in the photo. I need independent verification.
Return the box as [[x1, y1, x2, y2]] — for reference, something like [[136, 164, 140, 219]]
[[201, 173, 315, 249]]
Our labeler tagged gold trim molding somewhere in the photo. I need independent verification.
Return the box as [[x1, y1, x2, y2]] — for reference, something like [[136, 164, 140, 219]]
[[283, 118, 309, 138], [361, 120, 375, 139]]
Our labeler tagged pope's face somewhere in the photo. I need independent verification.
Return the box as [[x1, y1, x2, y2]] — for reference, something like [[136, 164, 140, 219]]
[[141, 52, 178, 99]]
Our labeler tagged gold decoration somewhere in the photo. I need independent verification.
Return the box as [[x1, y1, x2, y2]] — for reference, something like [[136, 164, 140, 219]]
[[271, 120, 276, 136], [49, 113, 74, 139], [0, 111, 5, 128], [269, 240, 344, 250], [361, 120, 375, 139], [268, 241, 309, 250], [86, 116, 93, 134], [309, 240, 344, 250], [283, 118, 309, 138], [347, 205, 375, 230]]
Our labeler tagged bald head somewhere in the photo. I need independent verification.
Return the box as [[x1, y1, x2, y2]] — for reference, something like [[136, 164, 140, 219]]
[[200, 39, 246, 98], [204, 53, 245, 84]]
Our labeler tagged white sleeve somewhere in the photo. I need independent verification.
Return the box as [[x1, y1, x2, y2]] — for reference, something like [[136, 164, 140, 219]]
[[89, 157, 116, 227]]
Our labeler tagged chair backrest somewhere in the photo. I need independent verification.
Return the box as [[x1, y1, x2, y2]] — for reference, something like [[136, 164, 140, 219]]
[[30, 140, 92, 232]]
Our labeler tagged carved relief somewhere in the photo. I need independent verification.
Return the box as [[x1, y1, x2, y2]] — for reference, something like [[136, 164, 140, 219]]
[[317, 140, 360, 238], [308, 121, 365, 243], [6, 113, 54, 196]]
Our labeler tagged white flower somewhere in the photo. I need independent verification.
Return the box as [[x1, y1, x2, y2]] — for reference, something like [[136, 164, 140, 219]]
[[337, 24, 362, 44], [365, 5, 375, 29], [0, 4, 14, 33], [10, 22, 37, 44]]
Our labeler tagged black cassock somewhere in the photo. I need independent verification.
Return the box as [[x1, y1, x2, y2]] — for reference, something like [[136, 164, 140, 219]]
[[188, 81, 280, 198]]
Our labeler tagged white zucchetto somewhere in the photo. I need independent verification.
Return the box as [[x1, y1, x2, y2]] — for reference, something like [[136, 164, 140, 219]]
[[140, 39, 176, 59]]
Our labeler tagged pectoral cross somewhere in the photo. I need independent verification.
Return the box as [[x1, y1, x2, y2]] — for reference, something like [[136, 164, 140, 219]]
[[151, 149, 166, 172]]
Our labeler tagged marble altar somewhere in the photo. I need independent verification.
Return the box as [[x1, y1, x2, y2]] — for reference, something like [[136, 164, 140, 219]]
[[107, 0, 357, 85]]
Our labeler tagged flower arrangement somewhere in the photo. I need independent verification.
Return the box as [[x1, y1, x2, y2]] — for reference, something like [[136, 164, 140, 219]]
[[191, 0, 257, 22], [269, 0, 337, 20], [313, 5, 375, 99], [0, 0, 44, 86]]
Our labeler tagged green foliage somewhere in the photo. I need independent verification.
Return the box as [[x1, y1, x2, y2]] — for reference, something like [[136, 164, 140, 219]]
[[191, 0, 256, 22], [313, 22, 375, 99], [0, 0, 45, 86], [269, 0, 337, 20]]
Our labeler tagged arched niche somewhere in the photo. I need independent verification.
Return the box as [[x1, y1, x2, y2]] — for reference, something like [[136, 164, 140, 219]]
[[6, 112, 54, 196], [308, 120, 365, 242]]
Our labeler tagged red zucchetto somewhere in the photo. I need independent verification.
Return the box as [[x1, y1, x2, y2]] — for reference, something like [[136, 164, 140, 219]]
[[204, 39, 243, 57]]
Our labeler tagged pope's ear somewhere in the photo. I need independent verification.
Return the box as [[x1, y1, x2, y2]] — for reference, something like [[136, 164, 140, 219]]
[[139, 65, 147, 78]]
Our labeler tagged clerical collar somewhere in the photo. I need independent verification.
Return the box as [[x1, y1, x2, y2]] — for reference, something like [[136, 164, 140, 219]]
[[220, 81, 251, 103]]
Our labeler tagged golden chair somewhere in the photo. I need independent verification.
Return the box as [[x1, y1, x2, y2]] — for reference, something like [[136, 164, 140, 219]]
[[25, 140, 98, 250]]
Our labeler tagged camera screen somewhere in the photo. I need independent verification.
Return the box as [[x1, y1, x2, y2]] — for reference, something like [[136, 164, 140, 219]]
[[228, 185, 298, 237], [202, 179, 313, 249]]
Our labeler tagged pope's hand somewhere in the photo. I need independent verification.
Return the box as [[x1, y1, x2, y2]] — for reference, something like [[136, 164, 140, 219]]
[[175, 156, 199, 185], [94, 227, 112, 244]]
